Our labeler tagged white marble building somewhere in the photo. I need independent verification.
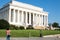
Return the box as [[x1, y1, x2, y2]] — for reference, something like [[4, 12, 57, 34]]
[[0, 0, 48, 29]]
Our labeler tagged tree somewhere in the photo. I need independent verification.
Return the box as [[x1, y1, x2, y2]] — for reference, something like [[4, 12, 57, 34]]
[[48, 23, 52, 27], [52, 22, 59, 27], [0, 19, 10, 29]]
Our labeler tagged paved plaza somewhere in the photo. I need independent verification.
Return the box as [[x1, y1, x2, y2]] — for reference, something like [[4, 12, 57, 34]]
[[0, 37, 60, 40]]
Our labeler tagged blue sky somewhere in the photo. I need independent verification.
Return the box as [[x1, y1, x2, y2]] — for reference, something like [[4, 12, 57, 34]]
[[0, 0, 60, 25]]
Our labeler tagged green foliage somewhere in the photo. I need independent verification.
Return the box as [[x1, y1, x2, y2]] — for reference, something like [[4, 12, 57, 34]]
[[48, 23, 52, 27], [10, 25, 25, 30], [10, 25, 19, 30], [19, 26, 24, 30], [0, 19, 10, 29], [27, 25, 34, 29], [52, 22, 59, 27]]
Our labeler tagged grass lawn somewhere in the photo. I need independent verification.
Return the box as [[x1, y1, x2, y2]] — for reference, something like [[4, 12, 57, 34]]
[[0, 30, 60, 37]]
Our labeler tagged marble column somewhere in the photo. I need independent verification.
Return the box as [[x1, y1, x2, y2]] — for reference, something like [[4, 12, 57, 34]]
[[13, 9, 15, 23], [41, 15, 43, 26], [17, 10, 20, 24], [9, 8, 11, 23], [35, 14, 37, 26], [29, 13, 31, 25], [39, 14, 41, 26], [26, 12, 28, 25], [20, 11, 22, 23], [40, 15, 42, 26], [38, 14, 40, 26], [33, 13, 34, 26], [10, 9, 14, 22], [21, 11, 24, 24], [19, 11, 21, 23], [44, 15, 45, 26]]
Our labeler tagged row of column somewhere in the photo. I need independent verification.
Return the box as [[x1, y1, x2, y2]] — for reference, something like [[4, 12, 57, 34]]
[[33, 13, 48, 27], [9, 9, 32, 26], [9, 8, 48, 26]]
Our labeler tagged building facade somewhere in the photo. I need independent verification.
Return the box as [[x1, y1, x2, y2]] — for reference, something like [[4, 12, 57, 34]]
[[0, 0, 48, 29]]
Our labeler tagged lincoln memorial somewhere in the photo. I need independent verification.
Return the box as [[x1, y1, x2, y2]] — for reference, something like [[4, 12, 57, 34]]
[[0, 0, 48, 29]]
